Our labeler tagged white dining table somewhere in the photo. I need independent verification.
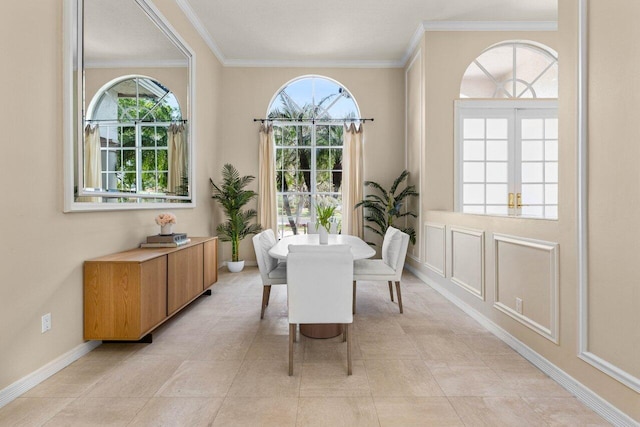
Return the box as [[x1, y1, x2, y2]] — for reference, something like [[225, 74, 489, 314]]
[[268, 234, 375, 261], [268, 233, 375, 339]]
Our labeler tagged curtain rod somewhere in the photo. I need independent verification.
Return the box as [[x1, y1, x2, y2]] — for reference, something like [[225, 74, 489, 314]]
[[253, 117, 373, 123], [85, 119, 188, 123]]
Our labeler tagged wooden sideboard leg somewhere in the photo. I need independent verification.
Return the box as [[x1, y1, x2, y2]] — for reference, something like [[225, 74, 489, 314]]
[[202, 289, 212, 296], [103, 333, 153, 344]]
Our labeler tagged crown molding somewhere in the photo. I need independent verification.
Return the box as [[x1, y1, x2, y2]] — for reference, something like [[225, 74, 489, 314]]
[[85, 59, 188, 69], [400, 23, 427, 67], [222, 58, 402, 69], [175, 0, 557, 69], [175, 0, 226, 64], [423, 20, 557, 32], [401, 20, 558, 67]]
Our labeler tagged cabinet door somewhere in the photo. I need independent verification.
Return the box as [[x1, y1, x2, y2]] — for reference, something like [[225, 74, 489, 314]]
[[84, 262, 143, 340], [167, 244, 204, 314], [139, 256, 168, 333], [203, 238, 218, 288]]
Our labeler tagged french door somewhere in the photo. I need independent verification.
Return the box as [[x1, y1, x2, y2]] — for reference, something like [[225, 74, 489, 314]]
[[456, 101, 558, 219]]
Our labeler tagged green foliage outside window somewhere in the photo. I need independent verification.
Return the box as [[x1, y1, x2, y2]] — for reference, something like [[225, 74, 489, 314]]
[[111, 96, 177, 193]]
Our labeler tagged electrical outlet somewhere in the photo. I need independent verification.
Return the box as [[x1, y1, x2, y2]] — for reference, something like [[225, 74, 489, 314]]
[[41, 313, 51, 333], [515, 298, 523, 314]]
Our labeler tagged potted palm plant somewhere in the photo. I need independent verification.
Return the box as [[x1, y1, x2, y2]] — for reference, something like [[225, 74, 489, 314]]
[[210, 164, 262, 272], [354, 169, 418, 247]]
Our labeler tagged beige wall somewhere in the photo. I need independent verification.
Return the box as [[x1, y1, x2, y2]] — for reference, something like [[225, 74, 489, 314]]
[[0, 0, 222, 391], [215, 67, 405, 262], [588, 0, 640, 384], [406, 0, 640, 421], [2, 0, 638, 422], [0, 2, 403, 393]]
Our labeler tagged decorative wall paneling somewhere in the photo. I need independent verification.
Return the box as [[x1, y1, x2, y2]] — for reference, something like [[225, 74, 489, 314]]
[[493, 233, 559, 344], [576, 0, 640, 393], [424, 222, 446, 277], [450, 227, 485, 300]]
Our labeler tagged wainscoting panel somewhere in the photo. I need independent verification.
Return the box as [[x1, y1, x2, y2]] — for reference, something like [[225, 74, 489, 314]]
[[450, 227, 485, 300], [493, 233, 559, 343], [424, 222, 446, 277]]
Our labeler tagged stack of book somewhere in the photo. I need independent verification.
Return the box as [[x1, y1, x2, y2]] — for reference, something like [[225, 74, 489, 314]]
[[140, 233, 190, 248]]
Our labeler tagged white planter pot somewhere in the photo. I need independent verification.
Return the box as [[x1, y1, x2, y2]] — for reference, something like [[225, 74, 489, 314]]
[[227, 260, 245, 273], [160, 224, 173, 235], [318, 227, 329, 244]]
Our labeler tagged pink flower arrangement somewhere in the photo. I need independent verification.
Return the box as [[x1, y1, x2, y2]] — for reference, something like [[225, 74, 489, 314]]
[[155, 213, 177, 226]]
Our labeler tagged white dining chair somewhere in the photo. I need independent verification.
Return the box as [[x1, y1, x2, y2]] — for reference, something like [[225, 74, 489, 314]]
[[286, 244, 354, 376], [352, 226, 410, 314], [252, 229, 287, 319]]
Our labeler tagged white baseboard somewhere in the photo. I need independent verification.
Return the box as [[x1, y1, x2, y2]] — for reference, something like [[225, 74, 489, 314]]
[[405, 264, 639, 427], [0, 340, 101, 409]]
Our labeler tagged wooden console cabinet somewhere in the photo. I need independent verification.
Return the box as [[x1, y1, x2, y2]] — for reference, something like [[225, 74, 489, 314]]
[[83, 237, 218, 341]]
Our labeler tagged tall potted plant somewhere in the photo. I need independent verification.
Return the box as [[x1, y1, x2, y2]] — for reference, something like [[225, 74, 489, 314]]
[[210, 164, 262, 272], [354, 170, 418, 247]]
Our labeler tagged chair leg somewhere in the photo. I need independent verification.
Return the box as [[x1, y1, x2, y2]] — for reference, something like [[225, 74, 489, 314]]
[[260, 285, 271, 319], [352, 281, 357, 314], [388, 281, 394, 302], [395, 281, 403, 314], [346, 323, 352, 375], [289, 323, 295, 376]]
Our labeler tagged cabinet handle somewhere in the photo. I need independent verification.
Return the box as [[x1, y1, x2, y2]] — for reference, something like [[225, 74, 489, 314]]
[[508, 193, 515, 209]]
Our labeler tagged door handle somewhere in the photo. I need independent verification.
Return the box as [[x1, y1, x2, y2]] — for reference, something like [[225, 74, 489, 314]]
[[516, 193, 530, 208]]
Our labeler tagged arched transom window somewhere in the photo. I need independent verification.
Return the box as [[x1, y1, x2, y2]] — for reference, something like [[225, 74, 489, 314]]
[[460, 41, 558, 99], [267, 76, 360, 238]]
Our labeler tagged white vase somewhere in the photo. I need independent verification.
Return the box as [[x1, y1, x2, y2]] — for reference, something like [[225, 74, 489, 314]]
[[318, 226, 329, 244], [227, 260, 245, 273], [160, 224, 173, 235]]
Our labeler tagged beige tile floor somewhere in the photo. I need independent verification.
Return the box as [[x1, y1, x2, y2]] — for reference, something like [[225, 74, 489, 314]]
[[0, 268, 610, 426]]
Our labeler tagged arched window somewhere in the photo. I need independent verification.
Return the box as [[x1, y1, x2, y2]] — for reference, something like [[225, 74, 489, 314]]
[[86, 75, 187, 199], [267, 76, 360, 237], [457, 42, 558, 219], [460, 41, 558, 99]]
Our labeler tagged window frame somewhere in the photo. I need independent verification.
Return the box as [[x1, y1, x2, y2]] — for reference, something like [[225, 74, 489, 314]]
[[267, 75, 360, 238], [83, 75, 186, 201], [454, 100, 558, 219], [460, 41, 558, 99], [273, 120, 347, 238], [97, 121, 172, 195]]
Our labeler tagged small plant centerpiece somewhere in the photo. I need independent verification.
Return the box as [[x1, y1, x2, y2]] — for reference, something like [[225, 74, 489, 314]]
[[354, 170, 418, 247], [315, 201, 336, 244], [155, 212, 177, 235], [210, 164, 262, 272]]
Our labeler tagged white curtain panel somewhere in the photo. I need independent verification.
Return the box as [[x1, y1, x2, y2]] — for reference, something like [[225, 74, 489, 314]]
[[81, 124, 102, 202], [342, 123, 364, 238], [168, 123, 187, 194], [259, 123, 278, 234]]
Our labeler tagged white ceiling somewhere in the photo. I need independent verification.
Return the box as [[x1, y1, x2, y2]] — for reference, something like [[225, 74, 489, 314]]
[[84, 0, 557, 68], [178, 0, 557, 67]]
